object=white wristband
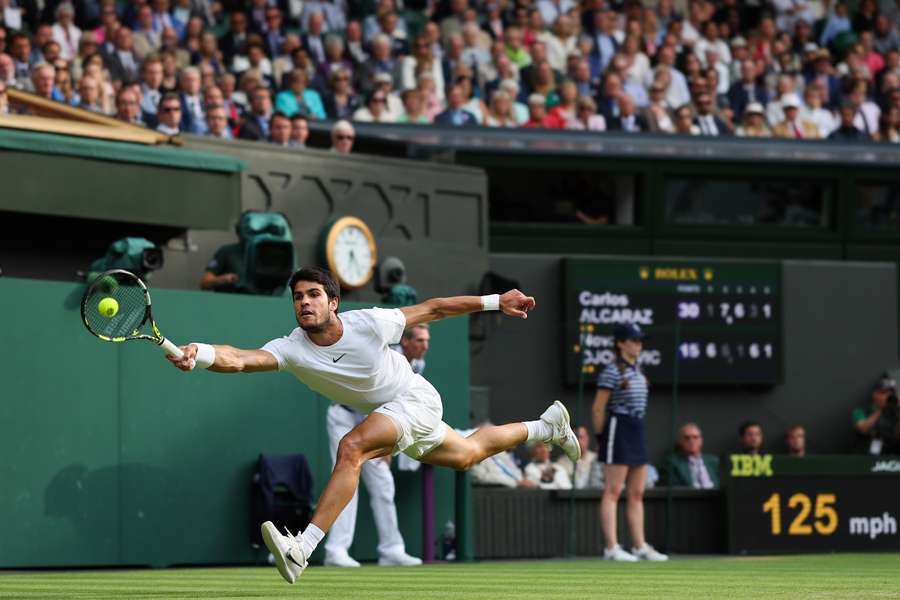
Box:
[192,343,216,369]
[481,294,500,311]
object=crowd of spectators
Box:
[1,0,900,144]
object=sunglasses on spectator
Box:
[372,97,386,103]
[335,134,354,140]
[161,105,181,113]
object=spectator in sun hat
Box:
[805,48,841,109]
[372,70,403,120]
[735,102,772,137]
[772,92,820,139]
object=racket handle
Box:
[160,338,184,359]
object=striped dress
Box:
[596,360,649,465]
[597,360,648,418]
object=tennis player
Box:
[167,267,580,585]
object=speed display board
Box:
[728,456,900,554]
[564,258,782,385]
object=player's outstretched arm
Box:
[401,289,536,327]
[166,344,278,373]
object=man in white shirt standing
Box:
[168,267,580,586]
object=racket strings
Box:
[82,273,150,340]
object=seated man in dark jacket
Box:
[434,83,478,126]
[661,422,719,489]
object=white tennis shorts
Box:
[374,374,448,459]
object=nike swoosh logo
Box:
[332,354,346,363]
[287,550,305,568]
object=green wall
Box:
[0,278,469,568]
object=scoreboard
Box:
[564,258,783,385]
[728,455,900,554]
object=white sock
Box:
[524,419,552,443]
[301,524,325,557]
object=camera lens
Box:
[141,248,164,272]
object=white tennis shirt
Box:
[261,307,415,414]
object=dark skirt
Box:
[597,413,648,465]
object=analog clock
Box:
[322,216,378,289]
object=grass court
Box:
[1,554,897,599]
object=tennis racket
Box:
[80,269,184,359]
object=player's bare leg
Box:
[262,412,400,584]
[420,424,528,469]
[421,400,581,470]
[312,413,401,531]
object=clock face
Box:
[325,217,377,289]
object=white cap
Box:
[781,93,801,109]
[745,102,765,114]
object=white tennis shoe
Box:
[632,543,669,561]
[261,521,308,584]
[324,550,361,568]
[540,400,581,463]
[378,552,423,566]
[603,544,638,562]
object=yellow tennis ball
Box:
[98,297,119,318]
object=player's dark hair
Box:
[739,421,761,436]
[289,267,340,302]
